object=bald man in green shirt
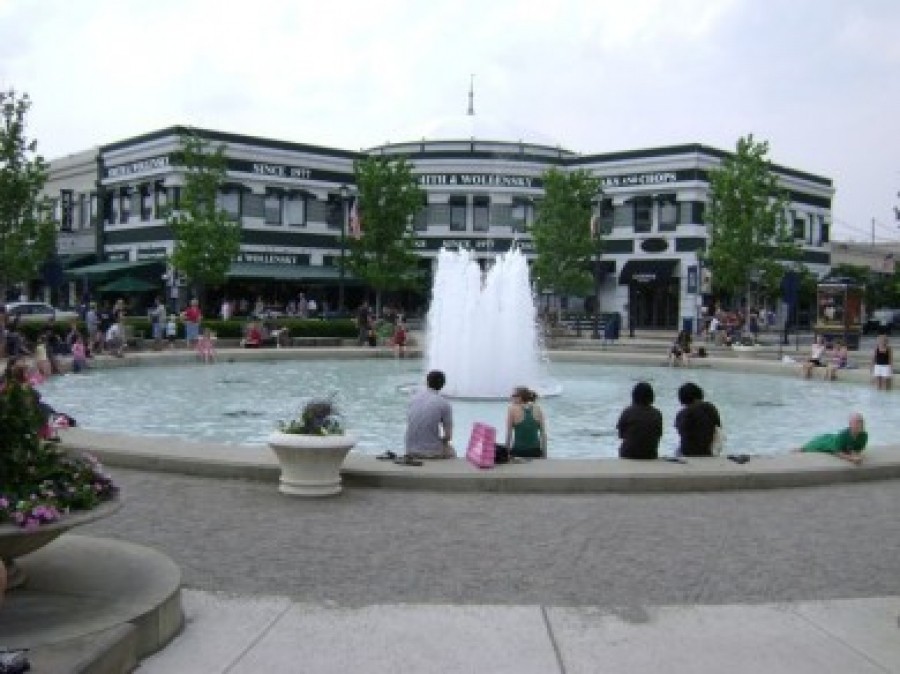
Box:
[801,413,868,465]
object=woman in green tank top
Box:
[504,386,548,458]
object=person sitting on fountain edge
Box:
[617,381,663,460]
[403,369,454,462]
[674,382,722,457]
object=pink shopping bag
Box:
[466,422,497,469]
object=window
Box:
[119,189,130,224]
[633,197,652,233]
[511,197,533,233]
[285,193,305,226]
[325,195,342,230]
[242,193,265,219]
[678,201,703,225]
[156,186,168,219]
[473,196,490,231]
[791,211,805,240]
[658,195,677,232]
[613,202,633,229]
[819,216,829,245]
[141,185,153,220]
[449,196,467,231]
[218,189,241,220]
[413,195,428,231]
[265,191,283,225]
[78,194,88,229]
[105,192,117,225]
[130,188,141,222]
[597,198,614,234]
[90,193,99,226]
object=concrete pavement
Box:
[137,591,900,674]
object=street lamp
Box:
[338,184,349,311]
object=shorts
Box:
[872,364,892,378]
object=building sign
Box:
[137,247,168,260]
[248,162,312,180]
[235,252,301,265]
[599,169,707,189]
[106,251,130,262]
[417,173,542,189]
[413,237,535,253]
[105,155,170,179]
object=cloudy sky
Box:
[1,0,897,242]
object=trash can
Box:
[681,317,694,334]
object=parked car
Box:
[3,301,78,324]
[863,308,900,334]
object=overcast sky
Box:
[1,0,897,242]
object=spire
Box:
[467,74,475,116]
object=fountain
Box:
[424,247,559,399]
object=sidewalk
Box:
[139,591,900,673]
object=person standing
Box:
[149,296,166,349]
[674,382,722,457]
[871,333,892,390]
[800,413,868,465]
[617,381,663,460]
[504,386,548,459]
[404,370,454,460]
[182,298,202,348]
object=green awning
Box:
[227,263,351,282]
[61,253,97,269]
[65,260,161,279]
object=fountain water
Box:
[424,247,559,398]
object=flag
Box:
[349,198,361,239]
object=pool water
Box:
[40,359,898,458]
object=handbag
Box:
[710,425,726,456]
[466,422,497,469]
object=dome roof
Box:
[400,113,563,149]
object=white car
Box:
[4,301,78,324]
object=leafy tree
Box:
[530,168,602,306]
[0,89,56,301]
[705,134,798,307]
[348,156,424,315]
[167,130,241,304]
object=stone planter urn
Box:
[267,432,357,497]
[0,497,122,589]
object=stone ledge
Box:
[60,428,900,494]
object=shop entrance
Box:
[629,279,679,330]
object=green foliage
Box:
[0,381,117,527]
[279,398,344,435]
[530,168,601,297]
[0,89,56,299]
[705,135,798,304]
[348,156,425,306]
[167,131,241,294]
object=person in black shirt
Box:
[617,381,663,460]
[674,382,722,457]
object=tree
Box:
[530,167,601,310]
[0,89,56,301]
[167,130,241,304]
[705,135,798,308]
[348,156,424,315]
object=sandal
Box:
[393,456,423,467]
[376,451,397,461]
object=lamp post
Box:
[338,184,349,311]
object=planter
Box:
[267,432,357,497]
[0,497,122,589]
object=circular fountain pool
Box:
[40,358,897,458]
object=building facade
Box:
[43,123,834,328]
